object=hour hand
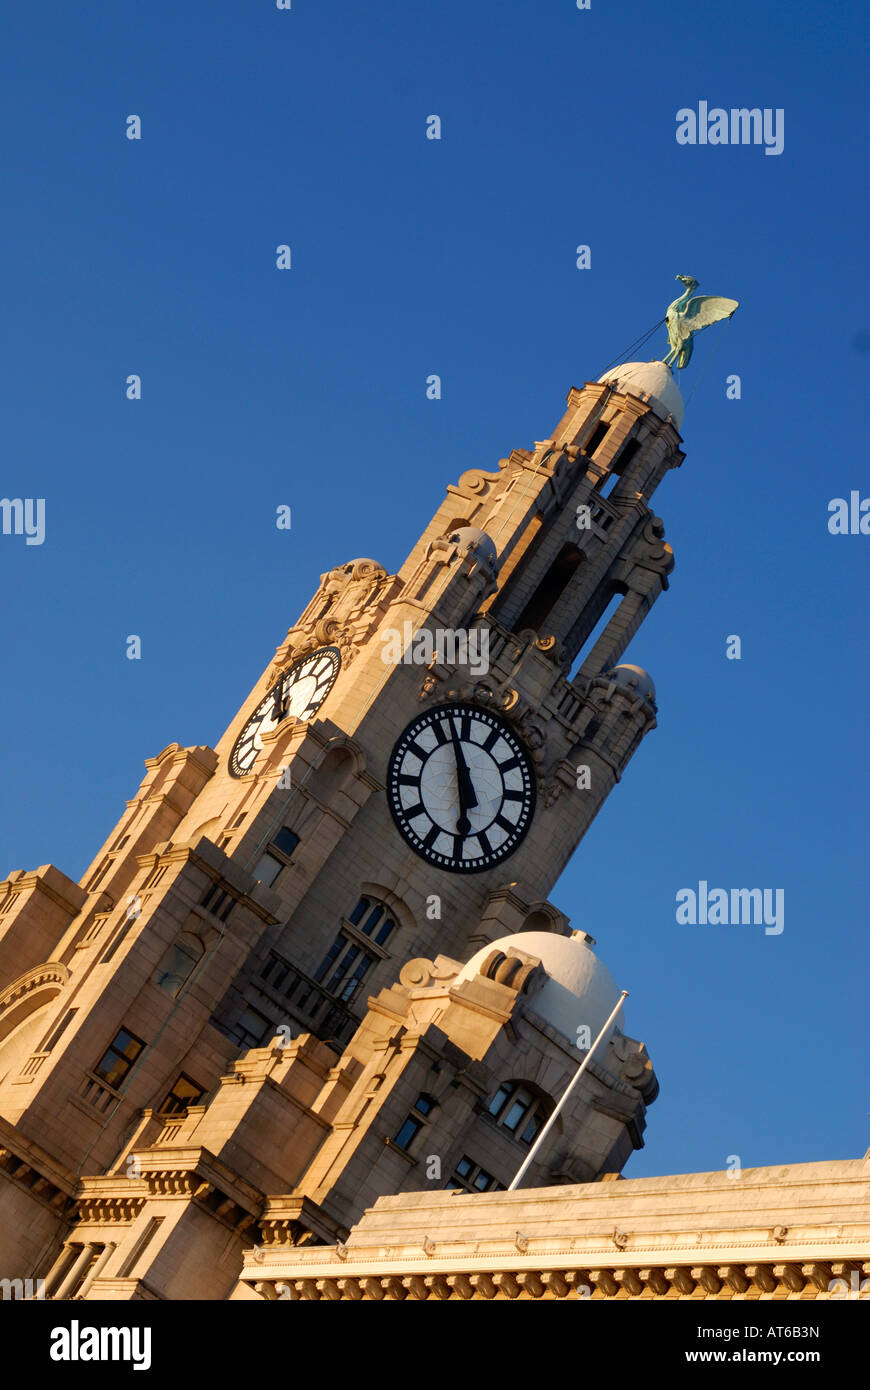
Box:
[271,681,287,721]
[450,722,477,834]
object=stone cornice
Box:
[244,1255,868,1301]
[238,1159,870,1299]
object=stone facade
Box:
[0,360,858,1302]
[238,1160,870,1301]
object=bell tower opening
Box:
[514,544,585,634]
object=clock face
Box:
[229,647,341,777]
[387,702,536,873]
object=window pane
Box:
[326,944,359,994]
[348,897,369,925]
[415,1093,434,1116]
[520,1112,542,1145]
[115,1030,143,1063]
[488,1084,511,1117]
[94,1029,144,1087]
[455,1156,472,1177]
[314,937,343,982]
[160,1075,203,1115]
[95,1051,127,1087]
[272,827,299,858]
[374,919,395,946]
[394,1117,420,1151]
[153,938,202,997]
[339,954,372,1003]
[236,1008,270,1045]
[361,905,383,936]
[503,1100,526,1131]
[473,1171,491,1191]
[254,853,283,887]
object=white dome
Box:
[448,526,498,572]
[597,360,684,430]
[456,930,623,1046]
[607,663,656,706]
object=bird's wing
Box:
[682,295,739,330]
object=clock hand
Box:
[271,678,286,722]
[449,720,478,834]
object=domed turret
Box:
[597,360,684,430]
[606,663,657,706]
[457,930,623,1046]
[447,526,499,573]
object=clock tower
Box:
[0,357,681,1301]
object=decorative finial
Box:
[660,274,739,370]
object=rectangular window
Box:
[254,828,299,886]
[271,827,299,858]
[230,1006,272,1049]
[503,1087,534,1132]
[157,1074,204,1117]
[92,1028,145,1090]
[261,953,291,992]
[393,1116,422,1151]
[200,884,234,921]
[253,852,284,887]
[447,1155,502,1193]
[488,1083,511,1117]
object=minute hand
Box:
[450,723,478,834]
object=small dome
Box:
[448,526,499,572]
[456,930,623,1046]
[607,664,656,705]
[597,360,684,430]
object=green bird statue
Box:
[662,275,739,370]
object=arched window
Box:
[310,895,397,1006]
[152,932,204,999]
[487,1081,551,1146]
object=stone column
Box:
[52,1243,98,1300]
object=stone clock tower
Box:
[0,358,683,1301]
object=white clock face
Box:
[229,647,341,777]
[387,702,536,873]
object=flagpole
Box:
[507,989,629,1191]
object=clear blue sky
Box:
[1,0,867,1179]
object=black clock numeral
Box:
[477,829,493,856]
[422,824,441,850]
[403,803,427,822]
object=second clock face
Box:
[387,702,536,873]
[229,646,341,777]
